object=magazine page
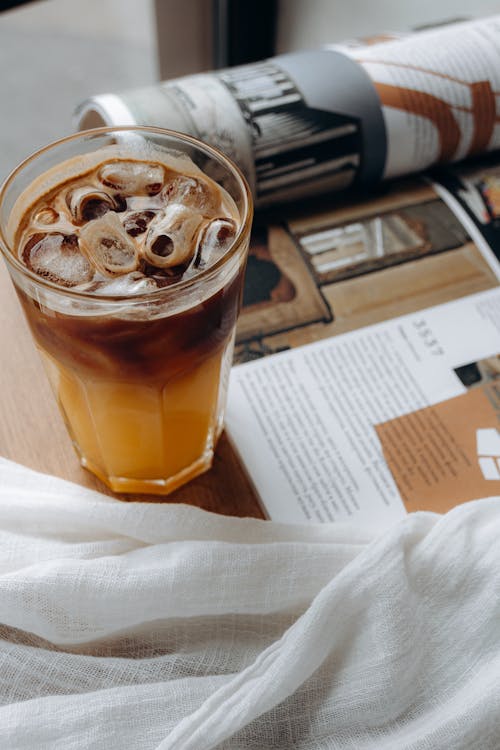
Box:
[226,288,500,526]
[222,153,500,525]
[340,16,500,179]
[232,173,497,365]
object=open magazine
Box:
[222,151,500,525]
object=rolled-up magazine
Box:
[75,15,500,207]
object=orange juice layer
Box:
[40,347,223,494]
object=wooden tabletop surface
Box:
[1,184,498,519]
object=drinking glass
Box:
[0,127,252,494]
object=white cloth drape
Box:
[0,456,499,749]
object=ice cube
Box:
[21,233,94,287]
[143,204,205,269]
[33,206,59,226]
[162,175,220,215]
[67,186,123,224]
[195,218,237,266]
[99,161,165,196]
[80,212,139,276]
[122,210,157,237]
[90,271,160,296]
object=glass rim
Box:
[0,125,253,303]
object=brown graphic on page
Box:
[376,382,500,514]
[358,59,500,161]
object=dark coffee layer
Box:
[17,267,244,383]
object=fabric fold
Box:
[0,457,499,750]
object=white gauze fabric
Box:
[0,456,500,749]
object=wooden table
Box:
[1,181,498,519]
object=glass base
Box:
[81,450,214,496]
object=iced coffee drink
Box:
[0,128,252,494]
